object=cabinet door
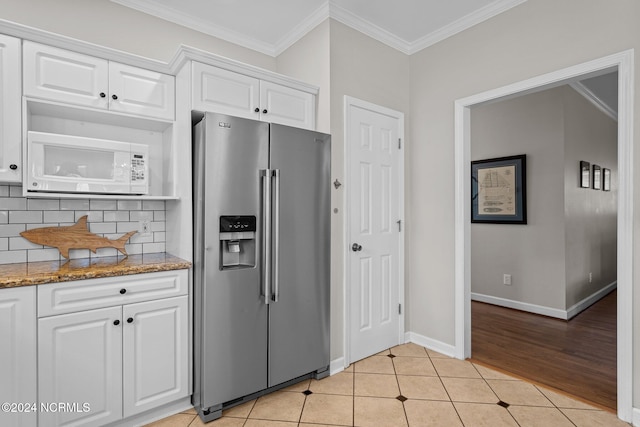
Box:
[39,306,122,427]
[260,81,315,130]
[0,287,37,427]
[192,62,260,119]
[123,296,188,417]
[0,35,21,183]
[109,62,175,120]
[23,41,109,109]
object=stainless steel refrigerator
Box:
[192,112,331,422]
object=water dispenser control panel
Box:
[220,216,256,232]
[219,216,256,269]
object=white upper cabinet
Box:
[23,41,175,121]
[0,34,22,183]
[109,62,175,120]
[192,61,316,130]
[192,62,260,120]
[260,80,315,130]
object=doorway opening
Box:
[454,50,633,422]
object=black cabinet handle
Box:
[9,164,17,170]
[127,317,134,324]
[99,92,106,98]
[112,94,118,100]
[120,288,126,294]
[262,109,268,114]
[113,320,120,326]
[254,107,260,113]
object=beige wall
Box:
[471,87,567,310]
[0,0,276,68]
[470,85,617,313]
[409,0,639,405]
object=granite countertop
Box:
[0,253,192,288]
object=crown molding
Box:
[111,0,278,56]
[273,2,331,56]
[111,0,527,57]
[570,81,618,121]
[408,0,527,54]
[328,1,412,54]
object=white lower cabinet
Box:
[37,271,189,427]
[0,286,37,427]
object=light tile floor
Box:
[145,343,630,427]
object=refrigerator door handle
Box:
[261,169,271,305]
[271,169,280,302]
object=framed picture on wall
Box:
[471,154,527,224]
[592,164,602,190]
[603,168,611,191]
[580,161,590,188]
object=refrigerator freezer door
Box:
[268,124,331,387]
[194,113,270,408]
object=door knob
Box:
[352,243,362,252]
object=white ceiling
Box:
[111,0,527,56]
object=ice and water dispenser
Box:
[219,216,256,269]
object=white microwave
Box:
[27,131,149,195]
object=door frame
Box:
[343,96,405,367]
[453,50,634,422]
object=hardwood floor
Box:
[471,290,617,410]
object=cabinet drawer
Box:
[38,270,188,317]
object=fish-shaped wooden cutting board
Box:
[20,215,137,258]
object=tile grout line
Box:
[430,351,466,427]
[390,347,410,427]
[471,362,523,427]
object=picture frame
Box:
[603,168,611,191]
[592,164,601,190]
[471,154,527,224]
[580,161,590,188]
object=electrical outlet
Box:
[138,220,151,235]
[589,272,593,283]
[503,274,512,286]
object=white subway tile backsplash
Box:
[44,211,75,223]
[0,224,26,238]
[104,211,130,222]
[0,250,26,264]
[118,200,141,211]
[27,198,60,211]
[60,199,90,210]
[9,211,43,224]
[0,197,27,210]
[9,186,22,197]
[27,248,61,262]
[90,200,118,210]
[89,222,117,234]
[117,222,139,233]
[9,237,42,250]
[130,210,154,221]
[142,200,165,211]
[142,242,165,253]
[0,186,167,265]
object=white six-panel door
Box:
[347,97,404,363]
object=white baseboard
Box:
[471,293,567,319]
[471,282,617,320]
[633,407,640,426]
[566,281,617,319]
[330,357,346,375]
[405,331,457,359]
